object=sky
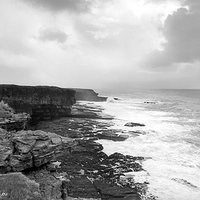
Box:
[0,0,200,91]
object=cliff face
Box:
[0,85,76,122]
[74,88,107,101]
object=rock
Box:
[71,139,103,154]
[11,130,61,170]
[33,117,126,142]
[107,153,143,172]
[171,178,198,189]
[93,180,140,199]
[144,101,156,104]
[0,129,75,172]
[97,131,129,141]
[124,122,145,127]
[127,131,147,136]
[0,172,42,200]
[64,177,100,198]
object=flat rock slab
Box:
[64,177,100,198]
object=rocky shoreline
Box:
[0,85,150,200]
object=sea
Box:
[92,89,200,200]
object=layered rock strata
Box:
[0,128,74,173]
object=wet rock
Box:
[107,153,143,172]
[64,177,100,198]
[72,140,103,154]
[0,172,42,200]
[96,131,128,141]
[57,144,142,199]
[93,180,140,200]
[172,178,198,189]
[124,122,145,127]
[127,131,147,136]
[57,140,143,183]
[33,117,126,142]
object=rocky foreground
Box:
[0,85,150,200]
[0,103,150,200]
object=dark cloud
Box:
[38,28,68,43]
[22,0,92,13]
[144,0,200,67]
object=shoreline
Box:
[0,89,150,200]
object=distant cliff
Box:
[0,85,76,122]
[74,88,107,101]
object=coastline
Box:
[2,86,199,199]
[0,85,148,200]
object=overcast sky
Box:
[0,0,200,90]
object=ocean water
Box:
[94,89,200,200]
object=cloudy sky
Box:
[0,0,199,90]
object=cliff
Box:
[0,85,76,122]
[73,88,107,102]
